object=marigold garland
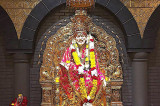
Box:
[79,77,88,99]
[90,51,96,68]
[85,57,89,62]
[71,34,98,103]
[72,51,81,65]
[89,79,97,100]
[66,60,70,64]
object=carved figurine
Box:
[10,94,28,106]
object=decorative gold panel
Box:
[0,0,40,39]
[120,0,160,37]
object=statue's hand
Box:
[78,65,84,74]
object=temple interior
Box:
[0,0,160,106]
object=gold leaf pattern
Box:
[120,0,160,37]
[0,0,40,39]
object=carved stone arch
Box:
[27,6,130,103]
[143,5,160,50]
[0,6,18,51]
[29,5,133,102]
[20,0,141,52]
[28,1,137,105]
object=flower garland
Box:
[71,34,98,103]
[79,77,88,99]
[89,79,98,100]
[72,49,81,66]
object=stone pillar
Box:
[132,52,148,106]
[14,53,30,99]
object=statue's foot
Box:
[83,102,92,106]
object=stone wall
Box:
[148,29,160,106]
[0,35,14,105]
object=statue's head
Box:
[18,94,23,102]
[71,10,92,46]
[18,94,23,98]
[73,16,88,46]
[75,30,87,45]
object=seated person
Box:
[10,94,27,106]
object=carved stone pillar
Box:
[132,52,148,106]
[14,53,30,99]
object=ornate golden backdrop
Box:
[39,10,123,105]
[0,0,159,38]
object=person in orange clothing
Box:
[10,94,28,106]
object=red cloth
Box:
[10,97,28,106]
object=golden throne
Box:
[40,1,123,106]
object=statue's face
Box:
[75,31,87,46]
[18,95,23,102]
[18,95,23,100]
